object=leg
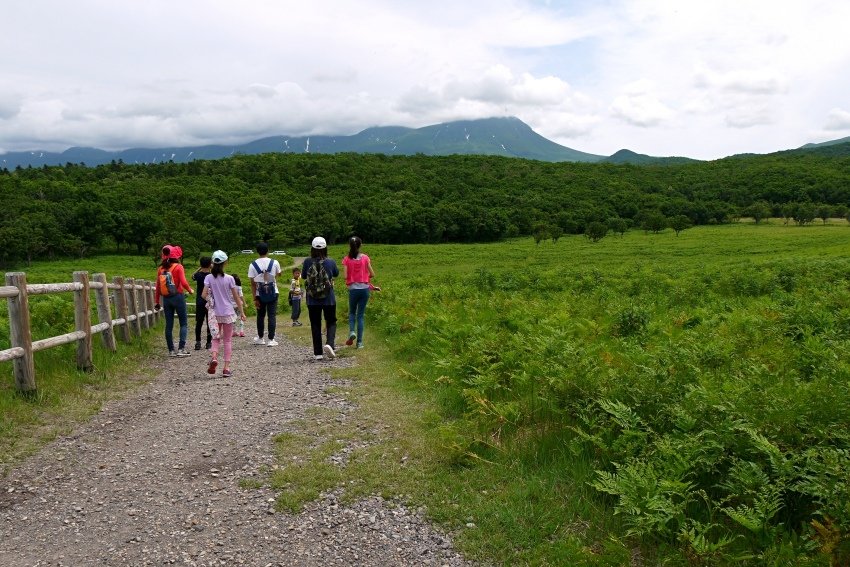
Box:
[176,296,189,350]
[347,290,357,336]
[220,323,234,371]
[355,289,370,343]
[308,305,324,356]
[194,302,206,342]
[266,298,278,340]
[291,298,301,322]
[324,304,337,349]
[208,316,220,374]
[256,301,266,338]
[163,298,176,352]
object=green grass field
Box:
[3,224,849,565]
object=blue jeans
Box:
[163,293,188,351]
[256,297,278,339]
[347,288,370,342]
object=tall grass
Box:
[363,224,850,565]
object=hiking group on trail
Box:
[154,236,380,376]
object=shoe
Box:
[314,355,324,361]
[253,336,266,345]
[205,341,212,350]
[294,321,302,327]
[356,343,364,349]
[222,369,233,378]
[169,350,177,357]
[292,322,297,327]
[176,348,191,357]
[238,331,245,337]
[207,359,218,374]
[194,341,201,351]
[323,344,336,359]
[267,339,278,347]
[345,333,356,346]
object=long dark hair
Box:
[211,262,226,278]
[348,236,362,259]
[310,246,328,259]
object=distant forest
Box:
[2,148,850,265]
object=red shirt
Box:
[342,254,371,286]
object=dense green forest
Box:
[2,147,850,265]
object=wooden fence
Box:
[1,271,160,394]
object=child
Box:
[231,274,246,337]
[192,256,213,350]
[202,250,247,378]
[289,267,303,326]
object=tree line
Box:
[1,148,849,265]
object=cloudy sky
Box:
[3,0,849,160]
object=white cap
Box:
[212,250,228,264]
[311,236,327,249]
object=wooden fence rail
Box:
[1,271,161,394]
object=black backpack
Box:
[251,260,277,303]
[305,258,331,299]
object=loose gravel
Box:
[0,326,473,566]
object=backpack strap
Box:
[251,260,262,276]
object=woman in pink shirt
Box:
[342,236,377,348]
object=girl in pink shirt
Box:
[342,236,377,348]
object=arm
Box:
[174,264,193,295]
[154,268,161,306]
[231,286,246,320]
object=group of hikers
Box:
[153,236,378,377]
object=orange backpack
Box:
[157,265,178,297]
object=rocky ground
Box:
[0,326,473,566]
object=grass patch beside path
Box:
[269,331,630,565]
[0,332,161,476]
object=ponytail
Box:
[348,236,362,259]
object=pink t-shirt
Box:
[343,254,371,286]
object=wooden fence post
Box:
[112,276,132,343]
[142,280,154,329]
[73,271,93,372]
[141,280,151,331]
[126,277,140,337]
[113,275,131,343]
[93,273,117,352]
[5,272,36,393]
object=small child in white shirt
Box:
[231,275,246,337]
[289,267,303,326]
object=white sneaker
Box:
[253,336,266,345]
[314,354,323,360]
[267,339,278,347]
[323,344,336,359]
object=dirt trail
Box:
[0,327,470,566]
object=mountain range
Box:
[1,116,848,169]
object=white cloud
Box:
[1,0,849,158]
[825,108,850,131]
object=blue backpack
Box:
[251,260,277,303]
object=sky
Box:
[2,0,850,160]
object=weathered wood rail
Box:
[1,271,160,394]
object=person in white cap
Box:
[301,236,339,360]
[202,250,247,378]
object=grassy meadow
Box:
[3,223,850,564]
[333,221,850,565]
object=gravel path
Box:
[0,326,472,566]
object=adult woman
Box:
[154,244,193,356]
[342,236,376,349]
[301,236,339,360]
